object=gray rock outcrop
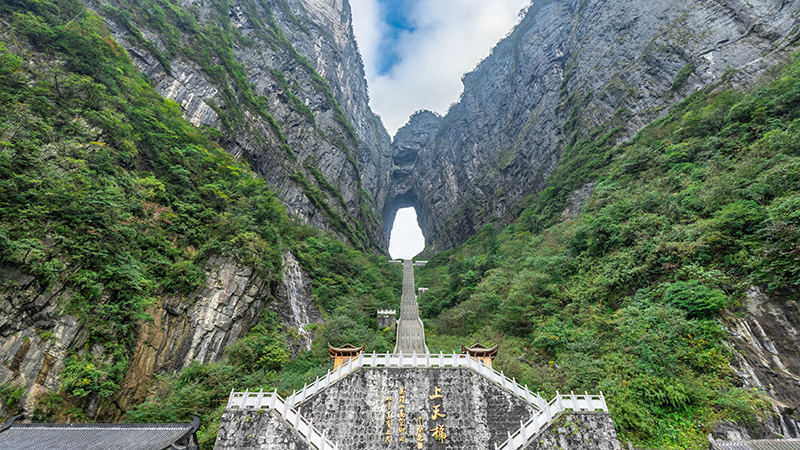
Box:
[721,287,800,438]
[91,0,392,251]
[0,254,323,422]
[383,0,800,254]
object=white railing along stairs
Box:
[494,391,608,450]
[227,389,340,450]
[225,353,608,450]
[266,352,546,410]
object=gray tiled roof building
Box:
[0,415,199,450]
[710,436,800,450]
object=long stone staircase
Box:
[393,259,429,354]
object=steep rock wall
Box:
[0,255,322,422]
[384,0,800,254]
[722,288,800,438]
[90,0,392,251]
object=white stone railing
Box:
[494,391,608,450]
[227,352,545,410]
[227,389,340,450]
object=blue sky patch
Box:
[376,0,418,74]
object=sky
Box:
[350,0,530,136]
[350,0,529,258]
[388,207,425,259]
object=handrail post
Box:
[242,389,249,409]
[270,389,277,410]
[585,391,591,410]
[571,391,578,410]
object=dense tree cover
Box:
[0,2,399,446]
[418,62,800,448]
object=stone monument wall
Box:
[521,412,621,450]
[215,409,314,450]
[296,367,538,450]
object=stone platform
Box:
[214,362,620,450]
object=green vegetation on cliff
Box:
[418,60,800,448]
[0,2,399,445]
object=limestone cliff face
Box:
[91,0,392,251]
[721,288,800,439]
[384,0,800,254]
[0,255,322,421]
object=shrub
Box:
[664,281,730,319]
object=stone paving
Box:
[394,260,428,354]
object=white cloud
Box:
[349,0,384,76]
[351,0,529,136]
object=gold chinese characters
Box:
[398,387,406,442]
[385,393,392,443]
[428,386,447,444]
[416,416,425,449]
